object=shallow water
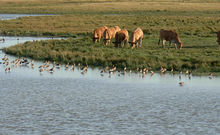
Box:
[0,15,220,135]
[0,14,53,20]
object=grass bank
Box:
[3,36,220,74]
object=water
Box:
[0,15,220,135]
[0,14,53,20]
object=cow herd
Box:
[93,26,182,49]
[93,26,145,49]
[93,26,220,49]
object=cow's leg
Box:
[108,40,111,45]
[138,38,142,48]
[135,42,138,48]
[158,39,161,46]
[122,41,125,48]
[131,44,135,49]
[125,39,128,47]
[174,43,177,49]
[104,39,109,45]
[162,40,166,48]
[93,38,96,43]
[115,43,118,48]
[105,40,109,45]
[121,41,124,48]
[168,41,171,49]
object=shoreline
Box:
[3,36,220,75]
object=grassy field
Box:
[1,0,220,73]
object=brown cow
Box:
[217,31,220,45]
[129,27,144,49]
[113,29,129,48]
[103,26,121,45]
[93,26,108,43]
[158,29,182,49]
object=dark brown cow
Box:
[103,26,121,45]
[113,29,129,47]
[93,26,108,43]
[158,29,182,49]
[129,27,144,49]
[217,31,220,45]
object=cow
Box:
[217,31,220,45]
[129,27,144,49]
[93,26,108,43]
[158,29,182,49]
[113,29,129,48]
[103,26,121,45]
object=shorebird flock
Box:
[1,54,215,86]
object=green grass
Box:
[3,36,220,73]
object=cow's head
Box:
[129,41,136,49]
[112,41,120,47]
[104,39,111,45]
[179,42,183,49]
[175,36,182,49]
[93,37,100,43]
[176,41,182,49]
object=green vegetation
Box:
[3,36,220,73]
[1,0,220,73]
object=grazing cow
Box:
[217,31,220,45]
[129,27,144,49]
[158,29,182,49]
[103,26,121,45]
[93,26,108,43]
[113,29,129,47]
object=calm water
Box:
[0,15,220,135]
[0,14,53,20]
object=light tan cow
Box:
[158,29,182,49]
[217,31,220,45]
[113,29,129,47]
[103,26,121,45]
[93,26,108,43]
[129,27,144,49]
